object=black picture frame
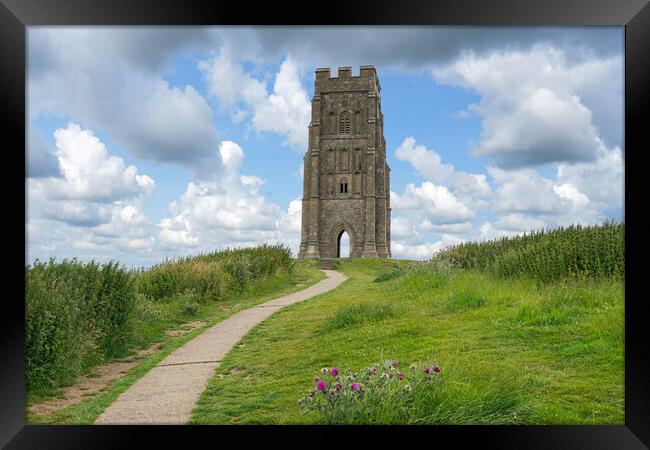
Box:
[2,0,648,447]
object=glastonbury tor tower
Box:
[298,65,391,259]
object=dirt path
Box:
[94,269,346,424]
[27,343,162,417]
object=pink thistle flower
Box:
[330,368,339,376]
[335,384,342,392]
[351,383,360,391]
[424,367,433,374]
[399,373,405,380]
[371,367,377,373]
[317,380,327,391]
[434,366,441,373]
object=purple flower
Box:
[330,368,339,376]
[351,383,360,391]
[335,384,342,392]
[399,373,405,380]
[317,380,327,391]
[424,367,433,374]
[371,367,377,373]
[434,366,441,373]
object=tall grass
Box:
[25,259,136,395]
[25,244,293,397]
[431,220,624,282]
[135,244,293,301]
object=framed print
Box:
[2,0,648,447]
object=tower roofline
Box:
[314,65,378,81]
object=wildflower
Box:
[335,384,342,392]
[434,366,441,373]
[330,368,339,377]
[399,373,405,381]
[321,367,328,374]
[424,367,433,375]
[351,383,360,392]
[317,380,327,391]
[371,367,377,373]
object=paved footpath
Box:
[95,269,346,424]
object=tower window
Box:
[339,111,351,133]
[340,181,348,194]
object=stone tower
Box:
[298,65,391,259]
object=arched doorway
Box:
[337,230,350,258]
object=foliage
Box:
[182,302,200,316]
[135,244,293,301]
[431,220,624,282]
[25,244,294,398]
[373,265,404,283]
[319,303,396,333]
[299,361,445,424]
[25,258,136,395]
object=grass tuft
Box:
[319,303,396,333]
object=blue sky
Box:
[26,27,624,267]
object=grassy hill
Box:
[190,223,624,424]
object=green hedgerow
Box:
[25,244,294,398]
[430,220,623,283]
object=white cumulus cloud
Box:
[43,123,154,202]
[433,45,622,168]
[200,53,311,149]
[158,141,301,255]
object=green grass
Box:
[190,258,623,424]
[26,259,325,424]
[318,302,397,333]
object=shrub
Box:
[182,302,200,316]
